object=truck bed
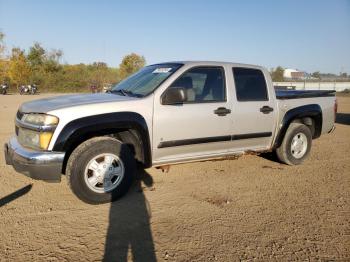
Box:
[276,90,336,100]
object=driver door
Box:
[152,66,233,164]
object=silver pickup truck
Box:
[4,61,337,204]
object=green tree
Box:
[43,49,63,73]
[27,42,46,85]
[311,71,320,79]
[8,48,31,87]
[0,59,9,83]
[89,62,109,89]
[27,42,46,68]
[271,66,284,81]
[0,31,5,58]
[119,53,146,80]
[0,31,9,83]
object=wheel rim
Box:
[291,132,308,159]
[84,153,125,193]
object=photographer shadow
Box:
[0,184,32,207]
[103,167,157,262]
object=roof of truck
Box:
[152,61,266,70]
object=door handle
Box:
[260,106,274,114]
[214,107,231,116]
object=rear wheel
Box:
[66,137,135,204]
[276,122,312,165]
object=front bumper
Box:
[4,137,65,182]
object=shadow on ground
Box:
[336,113,350,125]
[259,151,280,163]
[0,184,32,207]
[103,168,157,262]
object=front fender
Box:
[52,112,152,167]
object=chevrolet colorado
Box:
[4,61,337,204]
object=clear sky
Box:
[0,0,349,73]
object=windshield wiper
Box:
[110,89,143,98]
[122,90,143,97]
[110,89,127,96]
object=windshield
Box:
[111,63,183,97]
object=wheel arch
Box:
[273,104,322,149]
[53,112,152,173]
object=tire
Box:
[66,137,135,204]
[276,122,312,165]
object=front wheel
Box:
[276,122,312,165]
[66,137,135,204]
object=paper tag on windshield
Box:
[153,68,172,73]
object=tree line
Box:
[0,32,145,92]
[2,30,348,90]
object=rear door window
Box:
[232,68,268,101]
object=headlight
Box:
[17,113,59,150]
[22,113,59,126]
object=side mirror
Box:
[161,87,187,105]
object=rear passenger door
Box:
[229,67,277,151]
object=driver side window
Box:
[169,67,226,102]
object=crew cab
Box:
[4,61,337,204]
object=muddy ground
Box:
[0,94,349,261]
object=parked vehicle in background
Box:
[102,83,112,93]
[4,61,337,204]
[19,84,38,95]
[90,85,98,93]
[1,83,9,95]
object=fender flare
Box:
[273,104,322,149]
[53,112,152,167]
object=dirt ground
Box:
[0,94,349,261]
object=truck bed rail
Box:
[276,90,336,100]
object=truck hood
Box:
[19,93,135,113]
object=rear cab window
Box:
[232,67,268,101]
